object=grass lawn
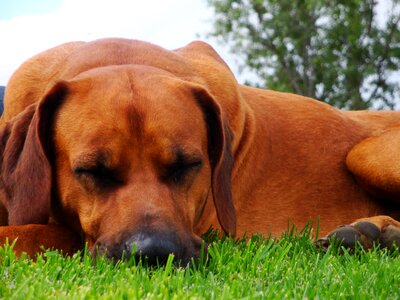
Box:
[1,226,399,299]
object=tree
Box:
[206,0,400,109]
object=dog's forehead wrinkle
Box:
[112,81,207,150]
[126,102,145,137]
[118,71,153,138]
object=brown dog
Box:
[1,38,400,263]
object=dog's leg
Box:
[316,126,400,250]
[0,224,82,258]
[346,125,400,200]
[315,215,400,250]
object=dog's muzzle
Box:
[91,229,204,266]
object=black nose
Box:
[124,231,182,265]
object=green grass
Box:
[1,227,400,299]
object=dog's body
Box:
[1,38,400,261]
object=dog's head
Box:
[0,64,236,264]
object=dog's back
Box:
[1,42,84,123]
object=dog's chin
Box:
[88,231,206,267]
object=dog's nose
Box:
[124,231,182,265]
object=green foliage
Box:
[1,229,400,299]
[206,0,400,109]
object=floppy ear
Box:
[192,87,236,236]
[0,82,67,225]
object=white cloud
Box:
[0,0,395,90]
[0,0,231,85]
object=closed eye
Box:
[168,159,203,184]
[74,165,107,179]
[74,164,120,188]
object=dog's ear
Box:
[192,87,236,236]
[0,82,68,225]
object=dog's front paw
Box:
[314,219,400,251]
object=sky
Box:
[0,0,394,90]
[0,0,237,86]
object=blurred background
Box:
[0,0,399,110]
